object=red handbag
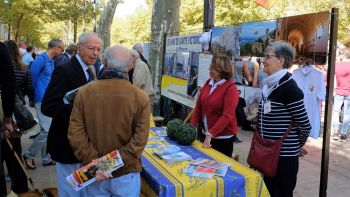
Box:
[247,124,292,177]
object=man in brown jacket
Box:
[68,45,150,196]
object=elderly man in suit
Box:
[41,32,102,196]
[68,45,150,196]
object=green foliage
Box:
[166,118,183,140]
[176,123,197,145]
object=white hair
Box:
[78,32,101,44]
[103,45,132,72]
[132,43,143,53]
[131,49,140,59]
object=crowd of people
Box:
[0,32,153,196]
[0,33,349,197]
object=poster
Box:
[211,26,241,58]
[240,20,276,57]
[198,53,212,87]
[276,11,329,65]
[187,52,200,97]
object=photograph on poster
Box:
[187,52,200,97]
[275,11,329,65]
[163,53,175,76]
[240,20,276,57]
[173,53,189,79]
[211,25,242,58]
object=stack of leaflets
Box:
[145,136,165,149]
[153,145,192,163]
[184,158,231,178]
[63,86,83,104]
[150,127,167,136]
[66,149,124,191]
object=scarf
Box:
[100,67,129,81]
[261,69,287,99]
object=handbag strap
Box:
[256,123,293,140]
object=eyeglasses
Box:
[264,54,276,59]
[80,43,102,53]
[57,45,64,53]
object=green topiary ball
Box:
[166,118,183,140]
[176,123,197,145]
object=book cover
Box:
[160,151,192,164]
[153,145,181,157]
[190,158,231,169]
[66,149,124,191]
[150,127,167,137]
[183,164,216,178]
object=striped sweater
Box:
[257,73,311,157]
[14,67,33,101]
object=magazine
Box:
[150,127,167,137]
[183,164,216,178]
[63,86,82,104]
[190,158,231,169]
[153,145,181,157]
[66,149,124,191]
[160,151,192,163]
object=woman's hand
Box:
[202,135,212,149]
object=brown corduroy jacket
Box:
[68,78,150,177]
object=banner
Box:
[166,34,202,53]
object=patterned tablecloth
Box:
[141,118,270,197]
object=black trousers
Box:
[1,138,28,194]
[209,136,234,157]
[264,156,299,197]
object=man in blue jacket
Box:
[23,38,64,169]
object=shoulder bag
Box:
[247,124,292,177]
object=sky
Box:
[115,0,147,19]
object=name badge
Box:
[264,101,271,114]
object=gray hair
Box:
[78,32,100,44]
[132,43,143,52]
[103,45,132,72]
[48,38,63,49]
[131,49,140,59]
[65,44,77,55]
[265,41,295,69]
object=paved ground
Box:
[5,124,350,196]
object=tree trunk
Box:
[149,0,180,115]
[73,18,78,43]
[97,0,121,50]
[14,14,24,43]
[7,24,11,40]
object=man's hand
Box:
[95,170,112,182]
[202,135,212,149]
[29,100,35,108]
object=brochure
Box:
[66,149,124,191]
[183,164,216,178]
[160,151,192,163]
[63,86,82,104]
[153,145,181,157]
[150,127,167,136]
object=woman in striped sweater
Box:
[258,41,311,197]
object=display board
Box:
[161,11,330,108]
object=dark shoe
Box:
[29,133,39,139]
[43,160,56,166]
[23,155,36,169]
[340,134,347,141]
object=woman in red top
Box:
[191,55,239,157]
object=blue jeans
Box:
[332,95,350,135]
[56,162,87,197]
[24,103,52,164]
[86,172,140,197]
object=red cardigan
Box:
[191,79,239,137]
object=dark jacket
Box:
[0,42,15,117]
[41,56,89,163]
[54,53,70,67]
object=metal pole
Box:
[203,0,215,31]
[319,7,338,197]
